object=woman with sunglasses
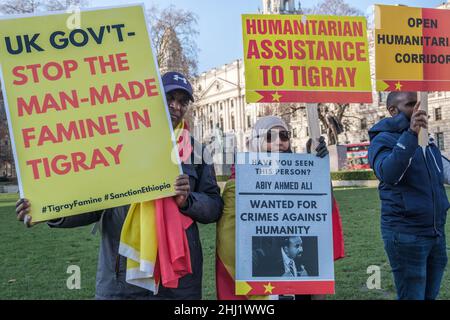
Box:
[216,115,345,300]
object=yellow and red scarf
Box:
[119,120,193,293]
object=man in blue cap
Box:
[161,71,195,129]
[16,71,223,300]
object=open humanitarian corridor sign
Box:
[376,5,450,91]
[242,14,372,104]
[0,5,182,222]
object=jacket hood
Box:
[369,112,410,141]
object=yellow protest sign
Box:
[375,4,450,91]
[242,14,372,104]
[0,5,182,222]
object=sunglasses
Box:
[263,130,291,143]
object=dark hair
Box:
[386,91,416,109]
[281,236,301,248]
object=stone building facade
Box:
[428,91,450,157]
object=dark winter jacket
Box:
[48,139,223,299]
[368,112,450,236]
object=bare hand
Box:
[410,101,427,135]
[174,174,190,208]
[15,198,35,228]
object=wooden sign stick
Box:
[418,92,429,147]
[306,103,321,153]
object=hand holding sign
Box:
[174,174,190,208]
[410,101,428,135]
[15,198,42,228]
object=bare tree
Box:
[0,0,42,13]
[44,0,88,11]
[307,0,363,16]
[260,102,298,127]
[147,4,199,78]
[0,0,87,13]
[147,4,199,129]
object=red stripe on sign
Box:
[422,8,450,83]
[255,91,372,103]
[247,281,335,295]
[384,80,450,91]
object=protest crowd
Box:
[2,0,450,302]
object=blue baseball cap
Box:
[161,71,194,102]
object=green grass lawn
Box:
[1,188,450,300]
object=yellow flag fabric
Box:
[119,202,159,293]
[118,120,189,293]
[216,179,269,300]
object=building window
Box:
[247,115,251,129]
[231,113,235,130]
[220,103,223,111]
[220,117,224,131]
[379,92,388,104]
[305,126,309,137]
[435,107,442,121]
[231,100,234,108]
[436,132,445,151]
[209,105,212,113]
[361,118,367,130]
[292,128,297,138]
[209,119,213,130]
[258,109,263,117]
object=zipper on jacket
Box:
[429,147,444,236]
[424,147,439,235]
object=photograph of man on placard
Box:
[252,236,319,278]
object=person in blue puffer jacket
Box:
[368,91,450,300]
